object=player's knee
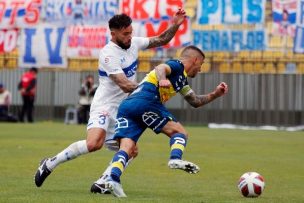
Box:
[166,128,188,138]
[130,145,139,158]
[86,138,104,152]
[86,129,106,152]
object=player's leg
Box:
[91,141,138,194]
[104,138,136,197]
[161,121,200,174]
[91,112,142,195]
[34,128,106,187]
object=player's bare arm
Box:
[184,82,228,108]
[109,73,138,93]
[155,64,171,85]
[146,8,186,49]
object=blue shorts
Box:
[114,83,176,143]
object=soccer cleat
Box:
[90,175,111,194]
[34,158,52,187]
[105,178,127,198]
[168,159,200,174]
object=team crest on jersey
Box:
[104,57,110,64]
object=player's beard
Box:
[117,39,131,50]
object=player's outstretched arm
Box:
[146,8,186,49]
[109,73,138,93]
[184,82,228,108]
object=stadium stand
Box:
[0,0,303,74]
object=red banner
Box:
[0,29,18,53]
[120,0,183,20]
[67,25,108,58]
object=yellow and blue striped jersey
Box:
[142,59,191,103]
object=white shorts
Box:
[87,108,119,151]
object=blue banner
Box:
[294,0,304,53]
[193,30,266,51]
[196,0,265,25]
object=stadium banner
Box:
[0,29,18,53]
[67,25,108,58]
[0,0,41,29]
[41,0,119,25]
[120,0,183,20]
[19,25,67,68]
[272,0,297,37]
[196,0,266,25]
[192,29,266,51]
[134,18,191,48]
[294,0,304,53]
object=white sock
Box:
[46,140,89,171]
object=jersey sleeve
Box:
[132,37,149,50]
[99,53,123,76]
[165,60,184,75]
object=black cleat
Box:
[35,158,52,187]
[91,182,111,194]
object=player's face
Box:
[187,57,204,78]
[113,25,133,50]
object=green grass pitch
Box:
[0,122,303,203]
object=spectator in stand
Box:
[78,75,97,124]
[18,67,38,123]
[0,83,18,122]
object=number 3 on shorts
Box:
[98,115,107,125]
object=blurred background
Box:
[0,0,303,127]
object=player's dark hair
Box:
[109,14,132,30]
[181,45,205,59]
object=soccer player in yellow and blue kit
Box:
[105,45,229,197]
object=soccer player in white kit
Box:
[35,8,187,194]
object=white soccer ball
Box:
[238,172,265,197]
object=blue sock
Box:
[169,133,187,160]
[110,150,129,183]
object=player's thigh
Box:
[161,121,188,138]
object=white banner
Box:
[19,24,67,68]
[196,0,266,25]
[67,25,108,58]
[41,0,119,25]
[0,0,41,29]
[272,0,297,37]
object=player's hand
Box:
[214,82,228,97]
[159,79,171,88]
[172,7,186,26]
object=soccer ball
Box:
[238,172,265,197]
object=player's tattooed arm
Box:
[146,24,180,49]
[146,8,186,49]
[110,73,138,93]
[184,92,217,108]
[184,82,228,108]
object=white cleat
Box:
[105,179,127,198]
[168,159,200,174]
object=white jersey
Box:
[88,37,149,150]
